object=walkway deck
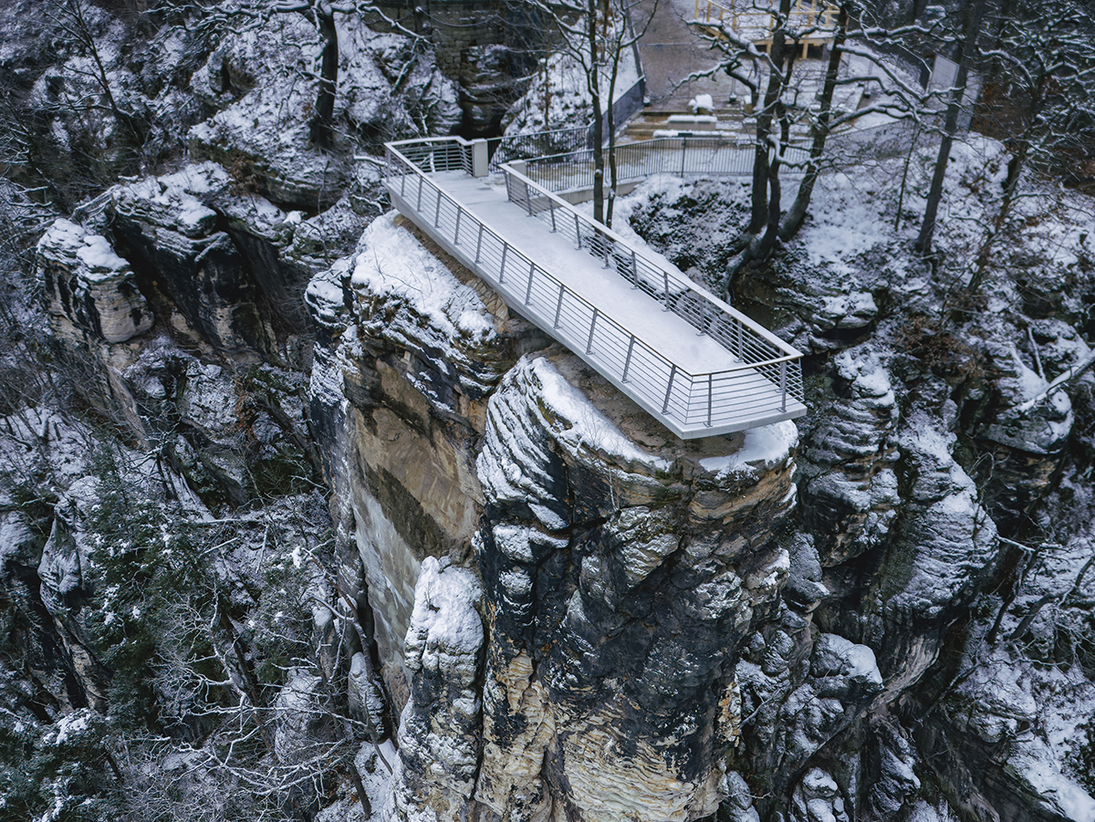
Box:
[383,137,806,439]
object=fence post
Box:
[416,174,423,211]
[550,201,557,232]
[586,308,599,354]
[681,136,687,176]
[663,272,670,310]
[574,213,582,249]
[400,159,407,196]
[662,365,677,414]
[602,232,611,268]
[471,139,489,177]
[622,335,636,382]
[524,180,533,216]
[736,320,744,360]
[697,300,707,335]
[454,206,462,245]
[553,284,565,328]
[707,374,713,427]
[500,243,508,284]
[525,261,535,305]
[434,191,441,228]
[475,223,484,264]
[631,251,639,288]
[779,361,787,412]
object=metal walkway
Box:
[382,136,806,439]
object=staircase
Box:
[622,96,753,143]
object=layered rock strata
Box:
[307,211,803,822]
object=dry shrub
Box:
[899,315,985,381]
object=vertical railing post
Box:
[416,174,423,211]
[663,272,670,310]
[631,251,638,288]
[622,335,636,382]
[475,223,484,264]
[681,135,687,176]
[524,180,533,216]
[697,300,707,335]
[602,232,611,268]
[707,374,713,427]
[780,361,788,411]
[553,284,565,328]
[400,159,407,196]
[574,213,582,249]
[454,206,462,245]
[736,319,744,360]
[662,365,678,414]
[499,242,508,284]
[550,201,557,232]
[586,308,599,354]
[525,261,535,305]
[434,190,442,228]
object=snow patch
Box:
[699,420,798,476]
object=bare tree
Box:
[518,0,657,226]
[914,0,987,256]
[965,0,1095,290]
[690,0,942,297]
[224,0,425,149]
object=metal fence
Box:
[517,136,814,193]
[487,127,591,173]
[383,137,805,437]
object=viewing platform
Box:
[382,136,806,439]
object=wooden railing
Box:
[382,136,805,438]
[693,0,838,56]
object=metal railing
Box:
[383,137,805,437]
[516,136,813,194]
[487,127,591,173]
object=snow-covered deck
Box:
[382,137,806,439]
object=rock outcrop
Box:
[38,219,154,345]
[308,208,805,822]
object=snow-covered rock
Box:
[388,558,484,822]
[37,219,153,344]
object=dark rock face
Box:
[106,164,276,358]
[38,219,153,345]
[472,358,799,822]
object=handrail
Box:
[516,137,814,194]
[381,136,805,436]
[497,159,800,360]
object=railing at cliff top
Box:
[487,127,591,173]
[383,137,804,436]
[516,136,814,194]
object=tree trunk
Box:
[588,0,606,225]
[746,0,794,234]
[914,0,985,256]
[779,3,848,241]
[310,6,339,150]
[719,1,795,299]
